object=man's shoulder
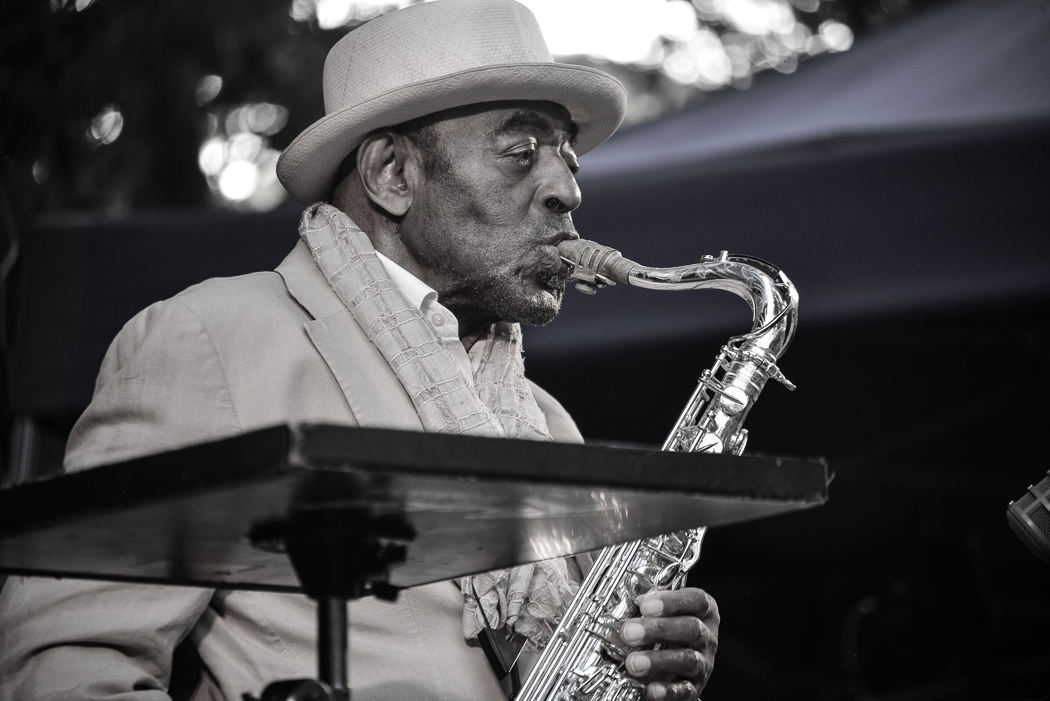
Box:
[529,381,584,444]
[110,265,309,359]
[167,269,295,318]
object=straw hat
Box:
[276,0,629,204]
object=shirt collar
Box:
[374,250,438,312]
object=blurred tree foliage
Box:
[0,0,338,226]
[0,0,942,228]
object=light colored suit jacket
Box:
[0,241,583,701]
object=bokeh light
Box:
[523,0,699,65]
[49,0,99,11]
[195,75,223,106]
[225,103,289,136]
[819,20,854,52]
[31,159,50,185]
[87,105,123,147]
[662,28,734,87]
[197,89,289,212]
[218,160,260,201]
[287,0,849,95]
[291,0,419,29]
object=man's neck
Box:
[332,184,504,352]
[354,215,497,353]
[455,315,499,353]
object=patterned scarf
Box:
[299,203,577,649]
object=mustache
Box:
[536,213,578,245]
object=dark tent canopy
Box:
[527,0,1050,357]
[586,0,1049,176]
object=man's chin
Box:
[475,275,564,326]
[515,289,563,327]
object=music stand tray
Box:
[0,423,828,699]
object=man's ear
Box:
[355,129,421,217]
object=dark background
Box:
[532,120,1050,700]
[3,0,1049,699]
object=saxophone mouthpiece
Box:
[557,239,639,294]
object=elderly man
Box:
[0,1,718,700]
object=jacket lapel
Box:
[276,241,423,431]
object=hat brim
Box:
[277,62,628,205]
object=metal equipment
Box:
[516,238,799,701]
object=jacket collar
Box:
[275,237,423,431]
[276,239,345,320]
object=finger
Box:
[620,615,712,649]
[626,649,708,681]
[647,680,698,701]
[639,588,718,622]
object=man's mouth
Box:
[534,243,572,286]
[541,231,578,276]
[538,267,568,292]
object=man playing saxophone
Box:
[0,1,718,699]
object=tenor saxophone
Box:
[516,239,799,701]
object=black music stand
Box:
[0,424,828,700]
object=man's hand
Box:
[618,588,719,701]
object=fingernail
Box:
[627,653,651,674]
[640,597,664,616]
[621,622,645,644]
[650,683,667,700]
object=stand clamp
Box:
[246,507,415,701]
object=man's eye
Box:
[514,149,536,166]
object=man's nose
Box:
[540,154,582,215]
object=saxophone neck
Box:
[557,238,799,358]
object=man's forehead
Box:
[491,106,578,142]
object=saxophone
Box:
[516,239,799,701]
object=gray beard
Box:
[467,271,566,327]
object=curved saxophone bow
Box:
[514,238,799,701]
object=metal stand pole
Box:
[251,507,411,701]
[318,595,349,696]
